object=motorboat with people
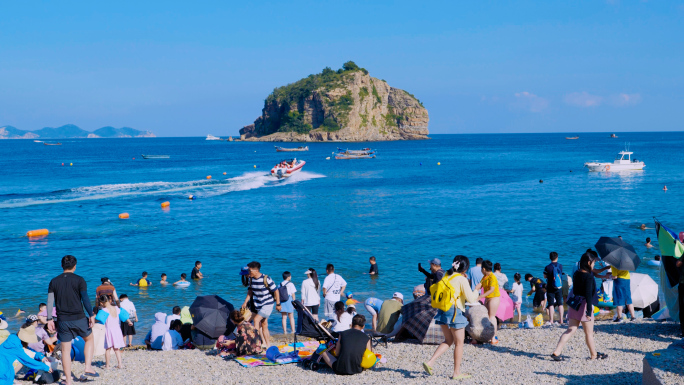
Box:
[206,135,222,140]
[337,147,374,155]
[610,134,618,138]
[584,149,645,172]
[141,154,170,159]
[271,158,305,178]
[275,146,309,152]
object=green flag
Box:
[655,219,684,259]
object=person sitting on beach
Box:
[376,293,404,335]
[162,320,184,351]
[301,269,321,321]
[166,306,181,328]
[363,297,383,330]
[0,317,9,346]
[368,256,379,275]
[160,273,168,285]
[645,237,653,248]
[144,313,168,350]
[24,315,56,354]
[217,309,262,357]
[467,258,484,291]
[1,334,52,383]
[96,277,119,306]
[240,261,281,348]
[320,314,372,376]
[191,261,203,280]
[423,255,479,380]
[475,261,501,344]
[525,273,546,310]
[36,303,56,327]
[179,306,193,343]
[551,251,608,360]
[130,271,151,287]
[322,264,347,319]
[119,294,137,348]
[413,285,426,299]
[418,258,445,296]
[493,263,508,290]
[331,301,353,333]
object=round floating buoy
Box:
[132,157,135,160]
[437,162,441,165]
[161,201,170,208]
[188,195,195,200]
[223,172,226,175]
[61,163,64,166]
[27,229,49,237]
[254,165,256,168]
[70,163,73,166]
[206,176,211,179]
[118,213,129,219]
[326,157,330,160]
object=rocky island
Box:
[0,124,155,139]
[239,62,429,142]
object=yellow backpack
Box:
[430,274,457,312]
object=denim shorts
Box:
[257,303,274,318]
[435,307,468,329]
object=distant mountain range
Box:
[0,124,155,139]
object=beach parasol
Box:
[400,294,438,343]
[629,273,658,309]
[189,295,234,338]
[479,288,514,321]
[594,237,640,271]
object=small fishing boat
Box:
[565,136,579,140]
[337,147,374,155]
[275,146,309,152]
[335,152,376,160]
[271,159,305,178]
[34,140,43,143]
[206,135,222,141]
[141,154,170,159]
[584,148,645,171]
[610,134,618,138]
[43,142,62,146]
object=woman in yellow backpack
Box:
[422,255,479,380]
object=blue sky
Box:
[1,1,682,136]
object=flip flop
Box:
[76,375,93,382]
[595,352,608,360]
[550,354,564,361]
[422,362,434,376]
[83,371,100,378]
[452,374,472,380]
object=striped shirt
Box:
[249,274,277,309]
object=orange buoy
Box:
[118,213,129,219]
[223,172,226,175]
[27,229,49,237]
[161,201,170,208]
[206,175,212,179]
[61,163,64,166]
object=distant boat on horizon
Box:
[43,142,62,145]
[275,145,309,152]
[610,133,618,138]
[141,154,170,159]
[206,135,222,141]
[565,136,579,140]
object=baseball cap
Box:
[393,292,404,300]
[428,258,441,266]
[239,266,250,276]
[25,314,39,324]
[346,292,353,298]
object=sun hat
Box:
[0,319,8,330]
[393,292,404,301]
[428,258,441,266]
[25,314,39,324]
[17,324,38,344]
[239,266,250,276]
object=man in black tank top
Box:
[321,314,372,375]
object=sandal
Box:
[593,352,608,360]
[491,336,499,345]
[422,362,434,376]
[452,374,472,380]
[550,353,564,361]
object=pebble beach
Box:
[18,319,682,385]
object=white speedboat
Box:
[584,151,645,172]
[271,159,305,178]
[206,135,222,140]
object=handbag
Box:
[566,294,582,311]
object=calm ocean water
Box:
[1,133,682,340]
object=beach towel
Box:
[233,341,319,367]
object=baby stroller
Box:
[292,300,336,371]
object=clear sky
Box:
[1,1,682,136]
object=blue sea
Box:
[1,133,681,340]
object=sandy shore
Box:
[17,319,682,385]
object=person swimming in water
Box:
[645,237,653,248]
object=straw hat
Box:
[17,324,38,344]
[0,319,8,330]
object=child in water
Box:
[160,273,168,285]
[130,271,151,287]
[475,260,501,344]
[368,256,379,275]
[173,273,189,286]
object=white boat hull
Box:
[584,162,645,172]
[271,160,305,178]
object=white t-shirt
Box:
[165,314,180,328]
[511,282,523,304]
[331,312,353,332]
[301,278,321,306]
[322,274,347,301]
[280,280,297,299]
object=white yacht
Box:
[206,135,222,141]
[584,150,645,172]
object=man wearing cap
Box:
[419,258,445,296]
[95,277,119,306]
[376,293,404,334]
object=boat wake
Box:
[0,171,325,209]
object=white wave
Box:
[0,171,325,208]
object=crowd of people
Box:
[0,242,677,383]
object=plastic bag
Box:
[533,313,544,327]
[524,315,534,328]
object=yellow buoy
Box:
[118,213,129,219]
[69,163,73,166]
[27,229,49,237]
[253,165,256,168]
[161,201,170,208]
[437,162,441,165]
[206,175,212,179]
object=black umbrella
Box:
[594,237,640,271]
[189,295,235,338]
[400,295,438,343]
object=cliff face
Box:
[239,63,429,142]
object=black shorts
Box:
[546,289,563,308]
[533,293,546,308]
[306,305,319,315]
[57,318,91,343]
[120,321,136,336]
